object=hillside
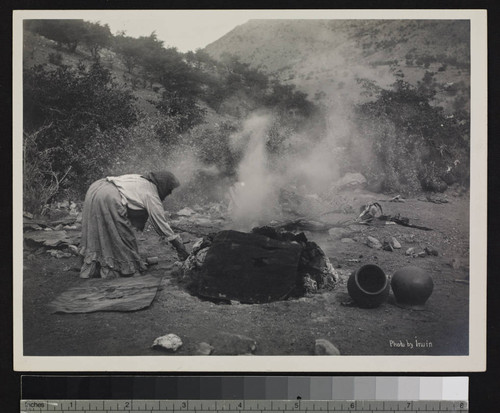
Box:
[205,19,470,113]
[22,19,470,221]
[22,22,320,210]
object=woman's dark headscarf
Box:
[142,171,180,201]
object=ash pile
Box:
[176,226,339,304]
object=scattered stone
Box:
[417,251,427,258]
[57,200,70,209]
[47,249,72,259]
[341,238,355,243]
[195,342,214,355]
[425,246,439,256]
[191,217,216,227]
[405,247,415,256]
[152,333,183,352]
[230,300,241,305]
[54,224,64,231]
[23,211,34,219]
[146,256,159,265]
[391,237,401,249]
[366,236,382,249]
[425,194,449,204]
[63,225,79,230]
[69,201,79,214]
[176,207,196,217]
[315,338,341,355]
[389,195,405,202]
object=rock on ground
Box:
[195,342,214,355]
[391,237,402,249]
[152,333,183,352]
[366,236,382,249]
[315,338,341,355]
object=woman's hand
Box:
[170,238,189,261]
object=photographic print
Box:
[13,10,487,371]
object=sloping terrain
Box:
[205,20,470,112]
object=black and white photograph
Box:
[13,10,487,371]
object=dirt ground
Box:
[23,190,470,357]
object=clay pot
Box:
[391,266,434,309]
[347,264,390,308]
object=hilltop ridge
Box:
[205,19,470,113]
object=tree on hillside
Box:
[82,21,112,60]
[265,81,315,117]
[354,79,469,193]
[114,33,144,74]
[24,62,138,196]
[185,49,220,71]
[155,90,206,133]
[135,32,168,87]
[25,19,87,52]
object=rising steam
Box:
[228,113,279,229]
[226,110,351,229]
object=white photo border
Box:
[13,9,487,372]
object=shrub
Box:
[48,52,63,66]
[155,91,206,133]
[25,19,87,52]
[354,80,469,193]
[186,120,240,176]
[23,126,72,216]
[106,114,183,175]
[82,21,112,60]
[23,61,138,195]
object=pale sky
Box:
[93,11,260,52]
[89,10,331,52]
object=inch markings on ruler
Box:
[20,400,469,412]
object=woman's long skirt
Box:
[79,179,147,278]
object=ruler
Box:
[20,399,468,412]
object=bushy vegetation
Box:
[352,79,469,194]
[23,21,320,215]
[22,20,470,214]
[25,20,112,59]
[24,61,139,198]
